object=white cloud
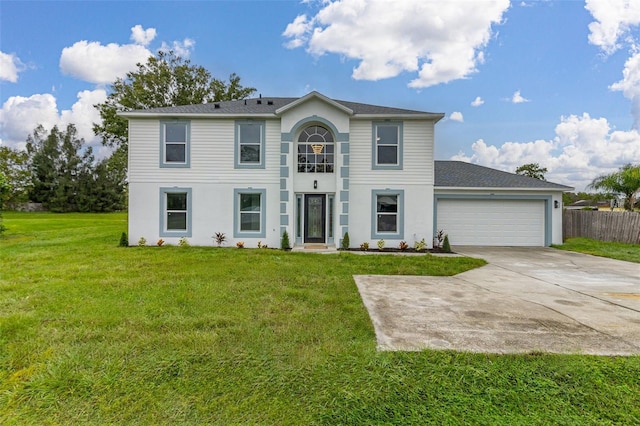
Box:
[449,111,464,122]
[585,0,640,54]
[159,38,195,58]
[511,90,529,103]
[0,90,107,152]
[60,40,152,84]
[471,96,484,107]
[130,25,157,46]
[610,51,640,129]
[283,0,510,88]
[452,113,640,191]
[283,15,311,49]
[0,51,24,83]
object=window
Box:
[160,121,190,167]
[234,188,266,238]
[235,121,265,168]
[297,125,334,173]
[372,122,403,169]
[159,188,192,237]
[371,190,404,239]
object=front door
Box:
[304,194,326,243]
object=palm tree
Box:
[589,164,640,211]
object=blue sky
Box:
[2,0,640,190]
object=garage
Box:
[436,198,546,246]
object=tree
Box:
[27,124,94,212]
[0,146,31,207]
[0,173,8,235]
[515,163,547,180]
[589,164,640,211]
[93,50,256,151]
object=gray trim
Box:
[433,193,553,246]
[280,190,289,202]
[280,154,287,166]
[342,154,349,166]
[280,142,290,154]
[340,142,350,154]
[371,189,404,239]
[342,179,349,190]
[280,202,287,214]
[372,121,403,170]
[159,120,190,168]
[280,167,289,178]
[342,203,348,214]
[233,188,267,238]
[281,116,349,142]
[159,187,192,237]
[280,179,287,190]
[234,120,266,169]
[340,167,349,178]
[280,215,289,226]
[340,191,349,202]
[340,214,348,226]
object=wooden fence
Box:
[563,210,640,244]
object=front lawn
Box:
[554,237,640,263]
[1,212,639,424]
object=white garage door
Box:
[436,199,545,246]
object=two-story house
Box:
[121,91,571,248]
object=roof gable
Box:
[275,91,353,116]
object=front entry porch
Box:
[295,193,336,246]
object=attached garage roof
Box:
[435,161,573,190]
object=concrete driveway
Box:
[354,247,640,355]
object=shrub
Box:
[119,232,128,247]
[281,230,291,250]
[360,242,369,251]
[377,239,385,250]
[178,237,190,247]
[398,241,409,251]
[341,232,350,250]
[433,230,444,249]
[157,239,165,247]
[236,241,245,249]
[137,237,147,246]
[213,232,226,247]
[414,238,426,252]
[443,234,452,253]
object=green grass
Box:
[1,212,639,425]
[554,238,640,263]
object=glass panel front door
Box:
[304,194,326,243]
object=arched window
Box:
[297,125,334,173]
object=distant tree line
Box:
[0,125,127,213]
[0,50,255,215]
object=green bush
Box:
[281,229,291,250]
[341,232,350,249]
[443,234,451,253]
[119,232,128,247]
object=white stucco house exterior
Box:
[121,91,572,248]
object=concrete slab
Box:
[354,247,640,355]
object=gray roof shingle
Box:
[125,95,437,116]
[435,161,573,190]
